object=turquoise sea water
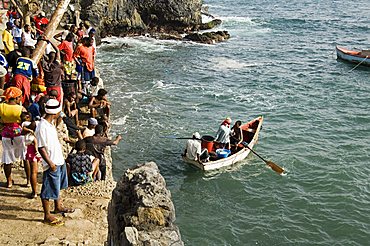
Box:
[97,0,370,244]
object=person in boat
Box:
[214,117,232,149]
[230,120,243,152]
[182,132,209,163]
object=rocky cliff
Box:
[108,162,183,245]
[37,0,202,38]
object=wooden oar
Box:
[160,136,200,140]
[244,145,285,175]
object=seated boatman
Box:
[183,132,209,163]
[214,117,232,149]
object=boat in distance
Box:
[182,116,263,171]
[336,46,370,66]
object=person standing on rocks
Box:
[73,37,96,96]
[0,87,26,188]
[2,22,15,56]
[36,99,74,226]
[41,39,64,103]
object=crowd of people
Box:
[0,9,121,226]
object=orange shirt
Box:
[73,45,95,72]
[58,40,74,62]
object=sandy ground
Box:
[0,147,115,246]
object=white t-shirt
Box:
[36,118,64,170]
[23,32,37,47]
[83,127,95,138]
[185,139,201,161]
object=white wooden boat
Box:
[182,116,263,171]
[336,46,370,66]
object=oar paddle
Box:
[160,136,200,140]
[244,145,285,175]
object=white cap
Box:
[193,132,201,139]
[45,99,62,114]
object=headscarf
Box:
[3,87,22,101]
[221,117,232,126]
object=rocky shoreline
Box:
[36,0,230,44]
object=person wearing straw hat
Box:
[36,99,74,226]
[0,87,26,188]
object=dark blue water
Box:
[97,0,370,244]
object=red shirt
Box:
[74,45,95,72]
[33,16,49,31]
[57,40,74,62]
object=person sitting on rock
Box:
[84,125,122,180]
[89,88,110,119]
[66,139,99,186]
[82,117,98,138]
[63,91,79,125]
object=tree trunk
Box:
[31,0,71,64]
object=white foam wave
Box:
[220,16,254,24]
[152,80,165,88]
[210,57,261,70]
[101,36,182,53]
[112,115,128,125]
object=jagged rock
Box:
[36,0,201,40]
[184,30,230,44]
[108,162,183,246]
[198,19,222,30]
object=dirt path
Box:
[0,160,115,245]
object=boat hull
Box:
[336,46,370,66]
[182,116,263,171]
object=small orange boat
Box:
[336,46,370,67]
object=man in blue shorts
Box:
[36,99,74,226]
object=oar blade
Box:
[266,161,285,175]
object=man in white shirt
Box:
[36,99,74,226]
[183,132,209,163]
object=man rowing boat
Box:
[182,132,209,164]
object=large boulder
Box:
[108,162,183,246]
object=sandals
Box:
[43,218,65,227]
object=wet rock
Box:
[36,0,202,41]
[198,19,222,30]
[184,30,230,44]
[108,162,183,246]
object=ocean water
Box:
[96,0,370,245]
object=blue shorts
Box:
[83,66,95,82]
[14,37,22,44]
[40,164,68,200]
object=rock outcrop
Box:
[184,30,230,44]
[108,162,183,246]
[30,0,228,44]
[36,0,201,37]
